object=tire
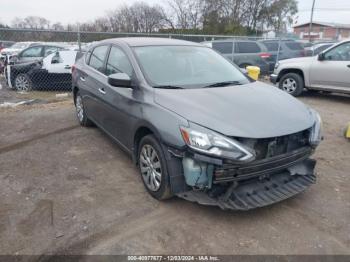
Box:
[138,135,173,200]
[14,73,32,92]
[279,73,304,97]
[75,91,93,127]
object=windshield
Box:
[133,45,250,88]
[11,42,31,49]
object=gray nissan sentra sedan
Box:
[72,38,322,210]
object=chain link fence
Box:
[0,28,281,92]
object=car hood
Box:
[154,81,314,138]
[280,56,315,64]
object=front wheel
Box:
[279,73,304,97]
[138,135,173,200]
[14,73,32,92]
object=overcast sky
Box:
[1,0,350,26]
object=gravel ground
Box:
[0,83,349,255]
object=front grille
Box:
[214,146,313,183]
[235,129,310,160]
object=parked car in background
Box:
[305,42,336,56]
[6,50,77,91]
[0,41,15,51]
[259,40,306,71]
[72,38,322,210]
[271,40,350,96]
[0,42,37,60]
[202,40,272,74]
[10,43,68,64]
[0,41,15,73]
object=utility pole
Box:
[309,0,316,42]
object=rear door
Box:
[43,51,77,86]
[309,42,350,91]
[234,41,269,73]
[79,45,110,125]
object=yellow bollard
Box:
[345,123,350,139]
[246,66,260,80]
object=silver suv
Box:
[271,40,350,96]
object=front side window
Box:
[236,42,261,53]
[106,46,133,77]
[212,42,233,54]
[89,45,109,73]
[133,45,250,88]
[21,46,42,57]
[325,42,350,61]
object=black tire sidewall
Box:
[75,91,92,127]
[279,73,304,96]
[138,135,172,200]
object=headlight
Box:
[309,109,323,147]
[180,124,255,162]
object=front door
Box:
[309,42,350,91]
[102,45,137,148]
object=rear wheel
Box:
[14,73,32,92]
[138,135,173,200]
[279,73,304,97]
[75,91,93,127]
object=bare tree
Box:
[11,16,50,29]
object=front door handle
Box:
[98,88,106,95]
[80,76,86,82]
[64,65,71,69]
[347,65,350,68]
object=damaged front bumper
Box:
[166,146,317,211]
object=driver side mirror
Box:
[318,52,325,61]
[51,52,61,64]
[108,73,132,88]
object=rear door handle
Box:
[80,76,86,82]
[98,88,106,95]
[64,65,71,69]
[347,65,350,68]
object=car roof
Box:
[259,39,295,43]
[202,39,259,43]
[97,37,203,47]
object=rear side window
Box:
[212,42,233,54]
[89,45,109,73]
[236,42,261,53]
[21,46,43,57]
[262,42,281,51]
[285,42,303,50]
[106,46,133,77]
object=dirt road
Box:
[0,89,349,255]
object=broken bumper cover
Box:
[177,159,316,211]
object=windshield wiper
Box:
[204,81,243,88]
[153,85,184,89]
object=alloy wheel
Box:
[15,75,30,91]
[282,78,297,94]
[139,144,162,192]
